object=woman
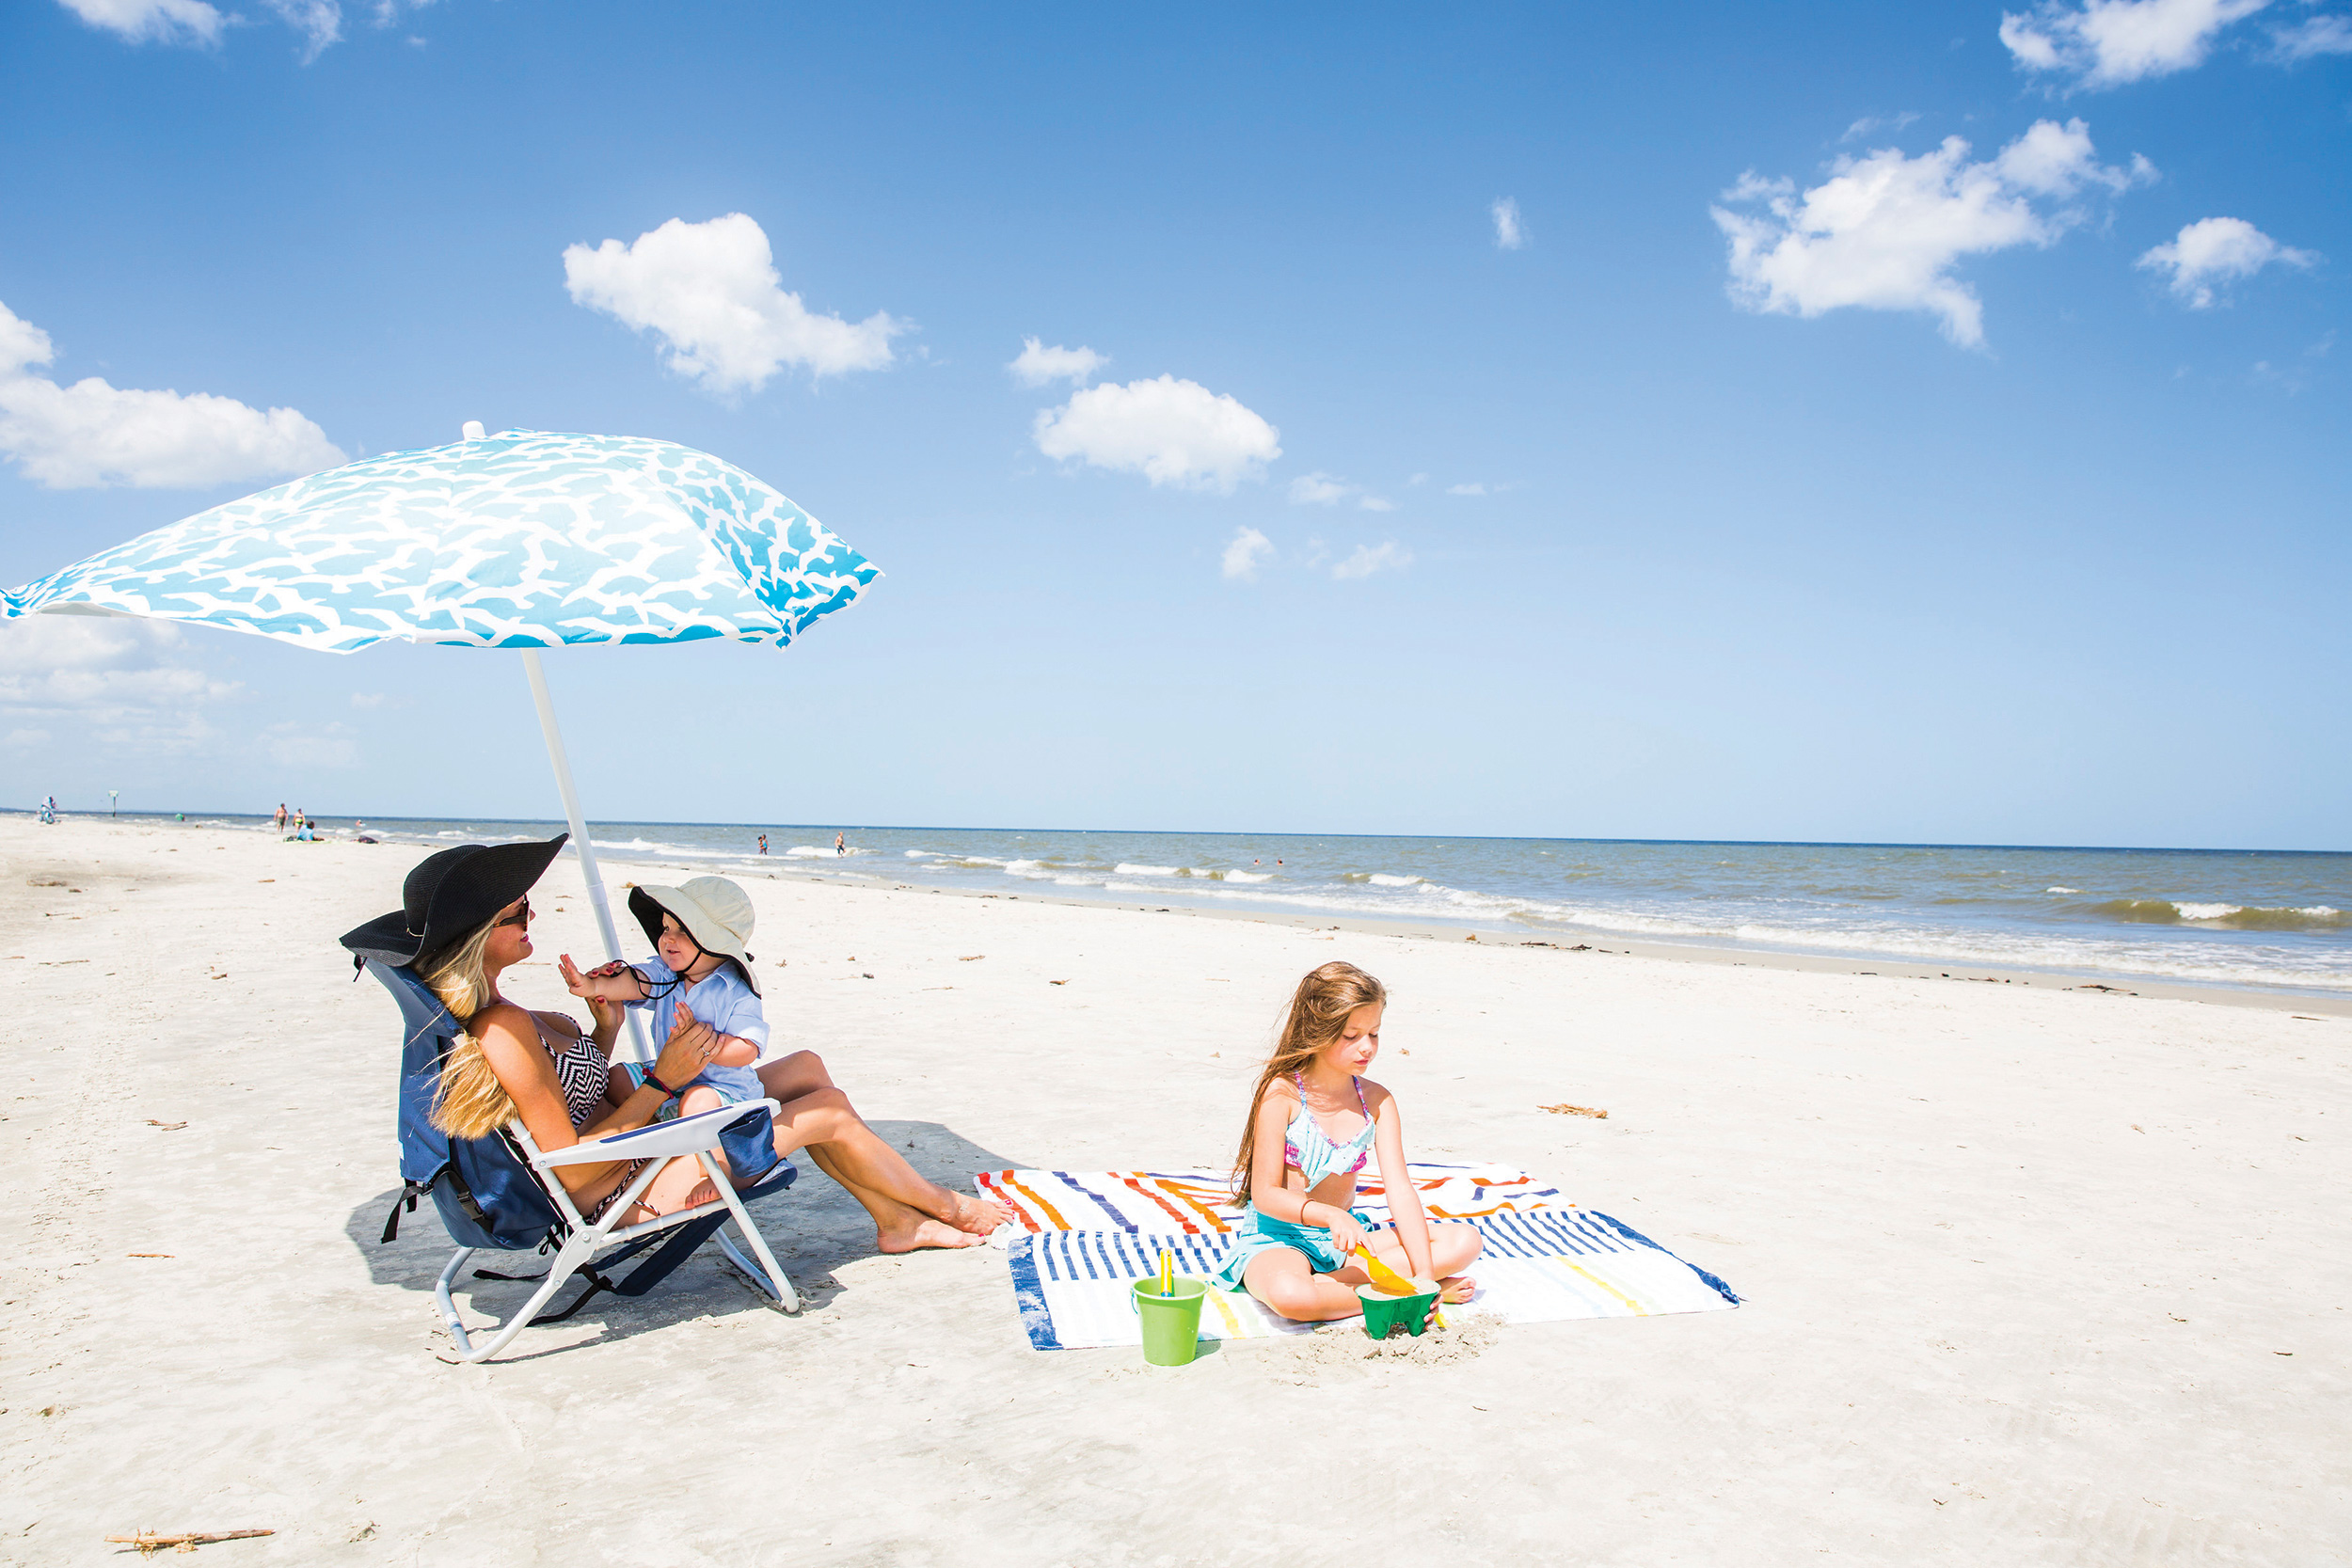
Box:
[343,836,1007,1247]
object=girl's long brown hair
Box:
[1229,960,1388,1206]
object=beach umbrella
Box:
[1,424,879,1053]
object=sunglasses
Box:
[494,897,532,929]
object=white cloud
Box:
[60,0,347,59]
[1844,112,1922,141]
[1031,374,1279,492]
[0,299,344,489]
[1492,198,1526,250]
[1288,471,1351,505]
[2269,11,2352,56]
[564,214,907,396]
[1447,482,1488,496]
[1288,471,1394,510]
[2137,216,2318,307]
[1993,117,2153,197]
[1710,119,2153,348]
[0,614,242,738]
[56,0,227,46]
[1332,543,1412,580]
[2000,0,2270,87]
[1221,526,1274,581]
[1008,338,1106,387]
[262,0,342,60]
[7,728,53,748]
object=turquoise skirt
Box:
[1210,1204,1371,1291]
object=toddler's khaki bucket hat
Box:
[628,876,760,994]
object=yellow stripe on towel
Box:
[1567,1261,1647,1315]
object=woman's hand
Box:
[582,992,626,1037]
[652,1002,716,1090]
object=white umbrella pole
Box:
[520,649,652,1064]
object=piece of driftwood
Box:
[1539,1102,1608,1119]
[105,1528,273,1553]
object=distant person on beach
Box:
[274,803,287,833]
[1211,961,1480,1323]
[757,834,769,856]
[834,832,845,857]
[356,840,1008,1248]
[38,796,56,825]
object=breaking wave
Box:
[2089,899,2347,932]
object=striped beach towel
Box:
[976,1163,1571,1235]
[984,1165,1741,1352]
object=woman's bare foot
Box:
[877,1215,990,1253]
[946,1190,1017,1236]
[1438,1275,1476,1304]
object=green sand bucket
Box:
[1130,1276,1208,1365]
[1357,1280,1441,1338]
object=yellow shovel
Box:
[1353,1244,1446,1329]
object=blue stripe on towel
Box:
[1050,1170,1139,1231]
[1589,1212,1743,1305]
[1006,1238,1059,1351]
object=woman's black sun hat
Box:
[340,834,568,970]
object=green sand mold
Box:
[1356,1279,1441,1338]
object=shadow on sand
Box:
[342,1119,1032,1361]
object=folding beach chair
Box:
[366,959,802,1363]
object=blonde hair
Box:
[421,920,517,1140]
[1229,961,1388,1206]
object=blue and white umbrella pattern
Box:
[1,427,879,651]
[3,426,881,1047]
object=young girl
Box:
[1210,960,1481,1322]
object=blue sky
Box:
[1,1,2345,847]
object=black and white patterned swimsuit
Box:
[534,1016,610,1130]
[529,1015,646,1222]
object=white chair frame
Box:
[434,1099,800,1363]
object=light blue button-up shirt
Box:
[625,956,771,1104]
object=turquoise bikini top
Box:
[1284,1073,1375,1184]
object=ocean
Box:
[119,812,2352,996]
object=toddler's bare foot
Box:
[1438,1275,1476,1304]
[878,1216,989,1253]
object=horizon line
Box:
[25,807,2349,860]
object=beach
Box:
[4,815,2346,1565]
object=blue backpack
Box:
[371,960,566,1251]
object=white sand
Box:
[3,816,2344,1565]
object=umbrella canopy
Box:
[3,426,880,1058]
[0,427,879,650]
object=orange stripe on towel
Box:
[1118,1175,1204,1233]
[1143,1176,1232,1232]
[976,1172,1043,1232]
[1001,1174,1070,1231]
